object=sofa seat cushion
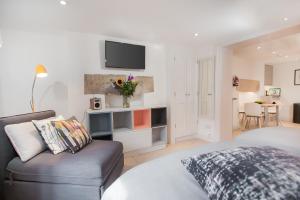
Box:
[6,140,123,186]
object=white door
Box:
[172,56,187,138]
[172,55,197,139]
[198,58,215,119]
[185,58,197,134]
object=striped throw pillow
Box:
[32,116,67,154]
[52,117,92,153]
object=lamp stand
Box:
[30,76,37,112]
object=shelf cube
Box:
[89,112,113,138]
[133,109,151,129]
[152,127,167,145]
[151,107,167,127]
[113,111,132,130]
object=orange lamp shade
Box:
[35,64,48,78]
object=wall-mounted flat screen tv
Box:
[105,41,145,69]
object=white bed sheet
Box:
[103,127,300,200]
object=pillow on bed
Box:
[182,146,300,200]
[5,122,47,162]
[32,116,67,154]
[51,117,92,153]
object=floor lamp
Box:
[30,64,48,112]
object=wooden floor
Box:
[124,121,300,172]
[124,139,208,172]
[233,120,300,137]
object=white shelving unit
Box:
[87,105,168,152]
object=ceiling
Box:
[1,0,300,47]
[232,27,300,64]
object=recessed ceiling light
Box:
[272,51,277,55]
[257,46,262,50]
[194,33,199,37]
[60,0,67,5]
[283,17,289,21]
[285,55,289,58]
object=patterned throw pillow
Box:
[32,116,67,154]
[182,146,300,200]
[52,117,92,153]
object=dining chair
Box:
[244,103,264,129]
[268,106,280,124]
[239,104,246,123]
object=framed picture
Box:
[295,69,300,85]
[268,88,281,97]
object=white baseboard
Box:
[195,133,218,143]
[175,134,199,143]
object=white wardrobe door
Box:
[172,55,198,139]
[207,58,215,118]
[185,57,197,134]
[173,56,187,138]
[198,57,215,119]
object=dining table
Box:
[261,103,279,127]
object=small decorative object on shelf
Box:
[123,96,130,108]
[232,75,239,87]
[111,75,138,108]
[90,97,102,110]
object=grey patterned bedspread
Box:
[102,127,300,200]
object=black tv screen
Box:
[105,41,145,69]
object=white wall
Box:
[0,30,168,122]
[273,61,300,121]
[231,55,265,110]
[215,47,233,141]
[0,29,235,144]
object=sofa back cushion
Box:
[5,122,46,162]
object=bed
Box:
[102,127,300,200]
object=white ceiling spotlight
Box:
[256,46,262,50]
[272,51,277,55]
[59,0,67,6]
[285,55,289,58]
[283,17,289,21]
[194,33,199,37]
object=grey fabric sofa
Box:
[0,110,124,200]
